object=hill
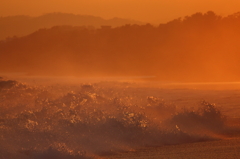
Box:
[0,12,144,41]
[1,11,240,82]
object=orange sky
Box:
[0,0,240,23]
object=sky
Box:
[1,0,240,23]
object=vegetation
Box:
[1,11,240,82]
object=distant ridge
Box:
[2,11,240,82]
[0,12,144,40]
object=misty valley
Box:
[1,10,240,159]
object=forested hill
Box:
[1,11,240,82]
[0,12,144,41]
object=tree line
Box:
[1,11,240,82]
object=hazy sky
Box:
[1,0,240,23]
